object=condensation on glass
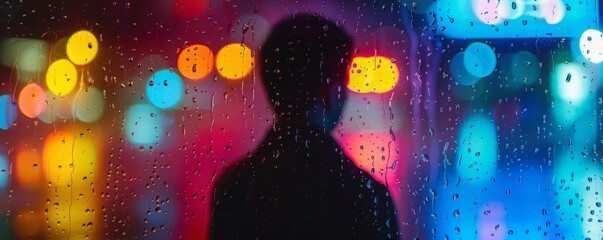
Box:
[0,0,601,239]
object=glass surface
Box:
[0,0,602,239]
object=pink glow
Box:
[473,0,503,25]
[478,202,507,240]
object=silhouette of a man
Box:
[212,13,399,239]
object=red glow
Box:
[334,131,399,185]
[173,0,209,20]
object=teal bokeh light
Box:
[510,51,540,86]
[456,113,498,182]
[124,104,164,146]
[580,168,602,239]
[146,70,184,109]
[450,51,481,85]
[551,62,594,106]
[498,51,541,88]
[0,154,7,191]
[463,42,497,78]
[436,0,599,38]
[554,153,603,239]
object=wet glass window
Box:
[0,0,602,239]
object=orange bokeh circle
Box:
[18,83,47,118]
[177,44,214,80]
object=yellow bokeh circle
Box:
[348,56,399,93]
[46,59,77,96]
[66,30,98,65]
[42,130,97,188]
[215,43,254,80]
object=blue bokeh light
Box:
[146,70,184,109]
[0,95,18,130]
[134,190,177,239]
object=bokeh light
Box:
[37,91,73,124]
[147,70,184,109]
[477,202,507,240]
[450,51,480,85]
[1,2,602,239]
[509,51,540,86]
[0,95,18,130]
[551,62,592,105]
[66,30,99,65]
[134,190,177,239]
[437,0,597,38]
[579,29,603,64]
[0,38,49,81]
[172,0,209,20]
[456,113,498,182]
[14,149,43,188]
[43,130,99,239]
[472,0,502,25]
[348,56,399,93]
[497,0,524,19]
[177,44,214,80]
[18,83,46,118]
[72,87,104,123]
[541,0,565,24]
[46,59,78,96]
[580,168,603,240]
[336,131,402,184]
[464,42,497,78]
[551,100,590,126]
[47,186,98,239]
[553,150,602,239]
[124,104,164,146]
[42,130,98,187]
[580,167,603,239]
[502,164,557,240]
[12,210,43,239]
[215,43,254,80]
[0,153,7,191]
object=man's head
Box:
[260,14,352,130]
